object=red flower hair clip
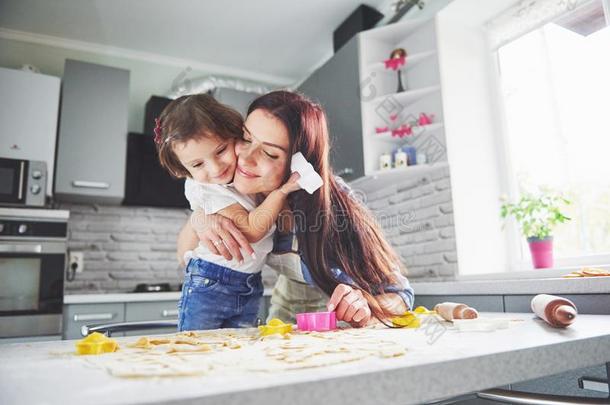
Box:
[153,118,163,144]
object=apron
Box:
[264,232,327,323]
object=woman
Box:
[177,90,414,327]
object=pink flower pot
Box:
[527,237,554,269]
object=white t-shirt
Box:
[183,178,275,274]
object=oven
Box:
[0,157,47,207]
[0,208,69,338]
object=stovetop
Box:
[132,283,182,293]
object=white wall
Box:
[435,0,517,276]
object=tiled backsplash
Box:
[61,203,189,294]
[62,165,456,293]
[62,203,279,294]
[358,164,458,281]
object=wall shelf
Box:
[366,84,441,107]
[359,17,446,177]
[373,122,444,144]
[350,162,449,191]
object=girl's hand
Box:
[190,210,254,263]
[327,284,372,328]
[279,172,301,195]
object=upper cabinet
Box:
[54,60,130,204]
[0,67,60,196]
[298,37,365,181]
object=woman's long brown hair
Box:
[248,90,407,323]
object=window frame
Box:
[488,2,610,271]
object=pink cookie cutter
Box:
[296,311,337,331]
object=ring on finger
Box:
[213,239,223,247]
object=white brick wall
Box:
[358,164,458,281]
[62,203,280,294]
[61,203,189,293]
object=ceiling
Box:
[0,0,389,84]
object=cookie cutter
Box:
[258,318,293,336]
[391,306,436,328]
[296,311,337,331]
[75,332,119,355]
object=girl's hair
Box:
[247,90,407,323]
[155,93,243,178]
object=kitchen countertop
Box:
[64,277,610,305]
[64,288,274,304]
[411,276,610,295]
[2,312,610,405]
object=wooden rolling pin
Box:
[530,294,577,328]
[434,302,479,321]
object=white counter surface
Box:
[2,312,610,405]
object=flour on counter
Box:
[79,327,407,378]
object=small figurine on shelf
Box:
[418,113,435,126]
[379,153,392,170]
[401,145,417,165]
[394,149,408,168]
[385,48,407,93]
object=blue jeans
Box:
[178,259,264,331]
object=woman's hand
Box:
[327,284,372,328]
[190,209,254,263]
[279,172,301,195]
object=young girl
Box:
[154,94,300,330]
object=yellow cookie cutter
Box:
[391,306,436,328]
[413,306,436,315]
[75,332,119,355]
[258,318,293,336]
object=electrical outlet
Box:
[69,252,84,273]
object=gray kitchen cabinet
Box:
[413,295,505,312]
[504,294,610,315]
[124,301,180,336]
[298,37,364,181]
[63,303,125,340]
[54,60,130,204]
[510,363,610,400]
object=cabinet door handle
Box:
[337,167,354,177]
[0,244,42,253]
[477,388,610,404]
[161,309,179,317]
[72,180,110,189]
[73,313,115,322]
[18,161,25,200]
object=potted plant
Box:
[500,192,571,269]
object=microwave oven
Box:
[0,158,47,207]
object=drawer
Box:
[504,294,610,314]
[124,301,180,336]
[510,363,609,399]
[414,295,504,312]
[63,303,125,339]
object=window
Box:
[494,0,610,265]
